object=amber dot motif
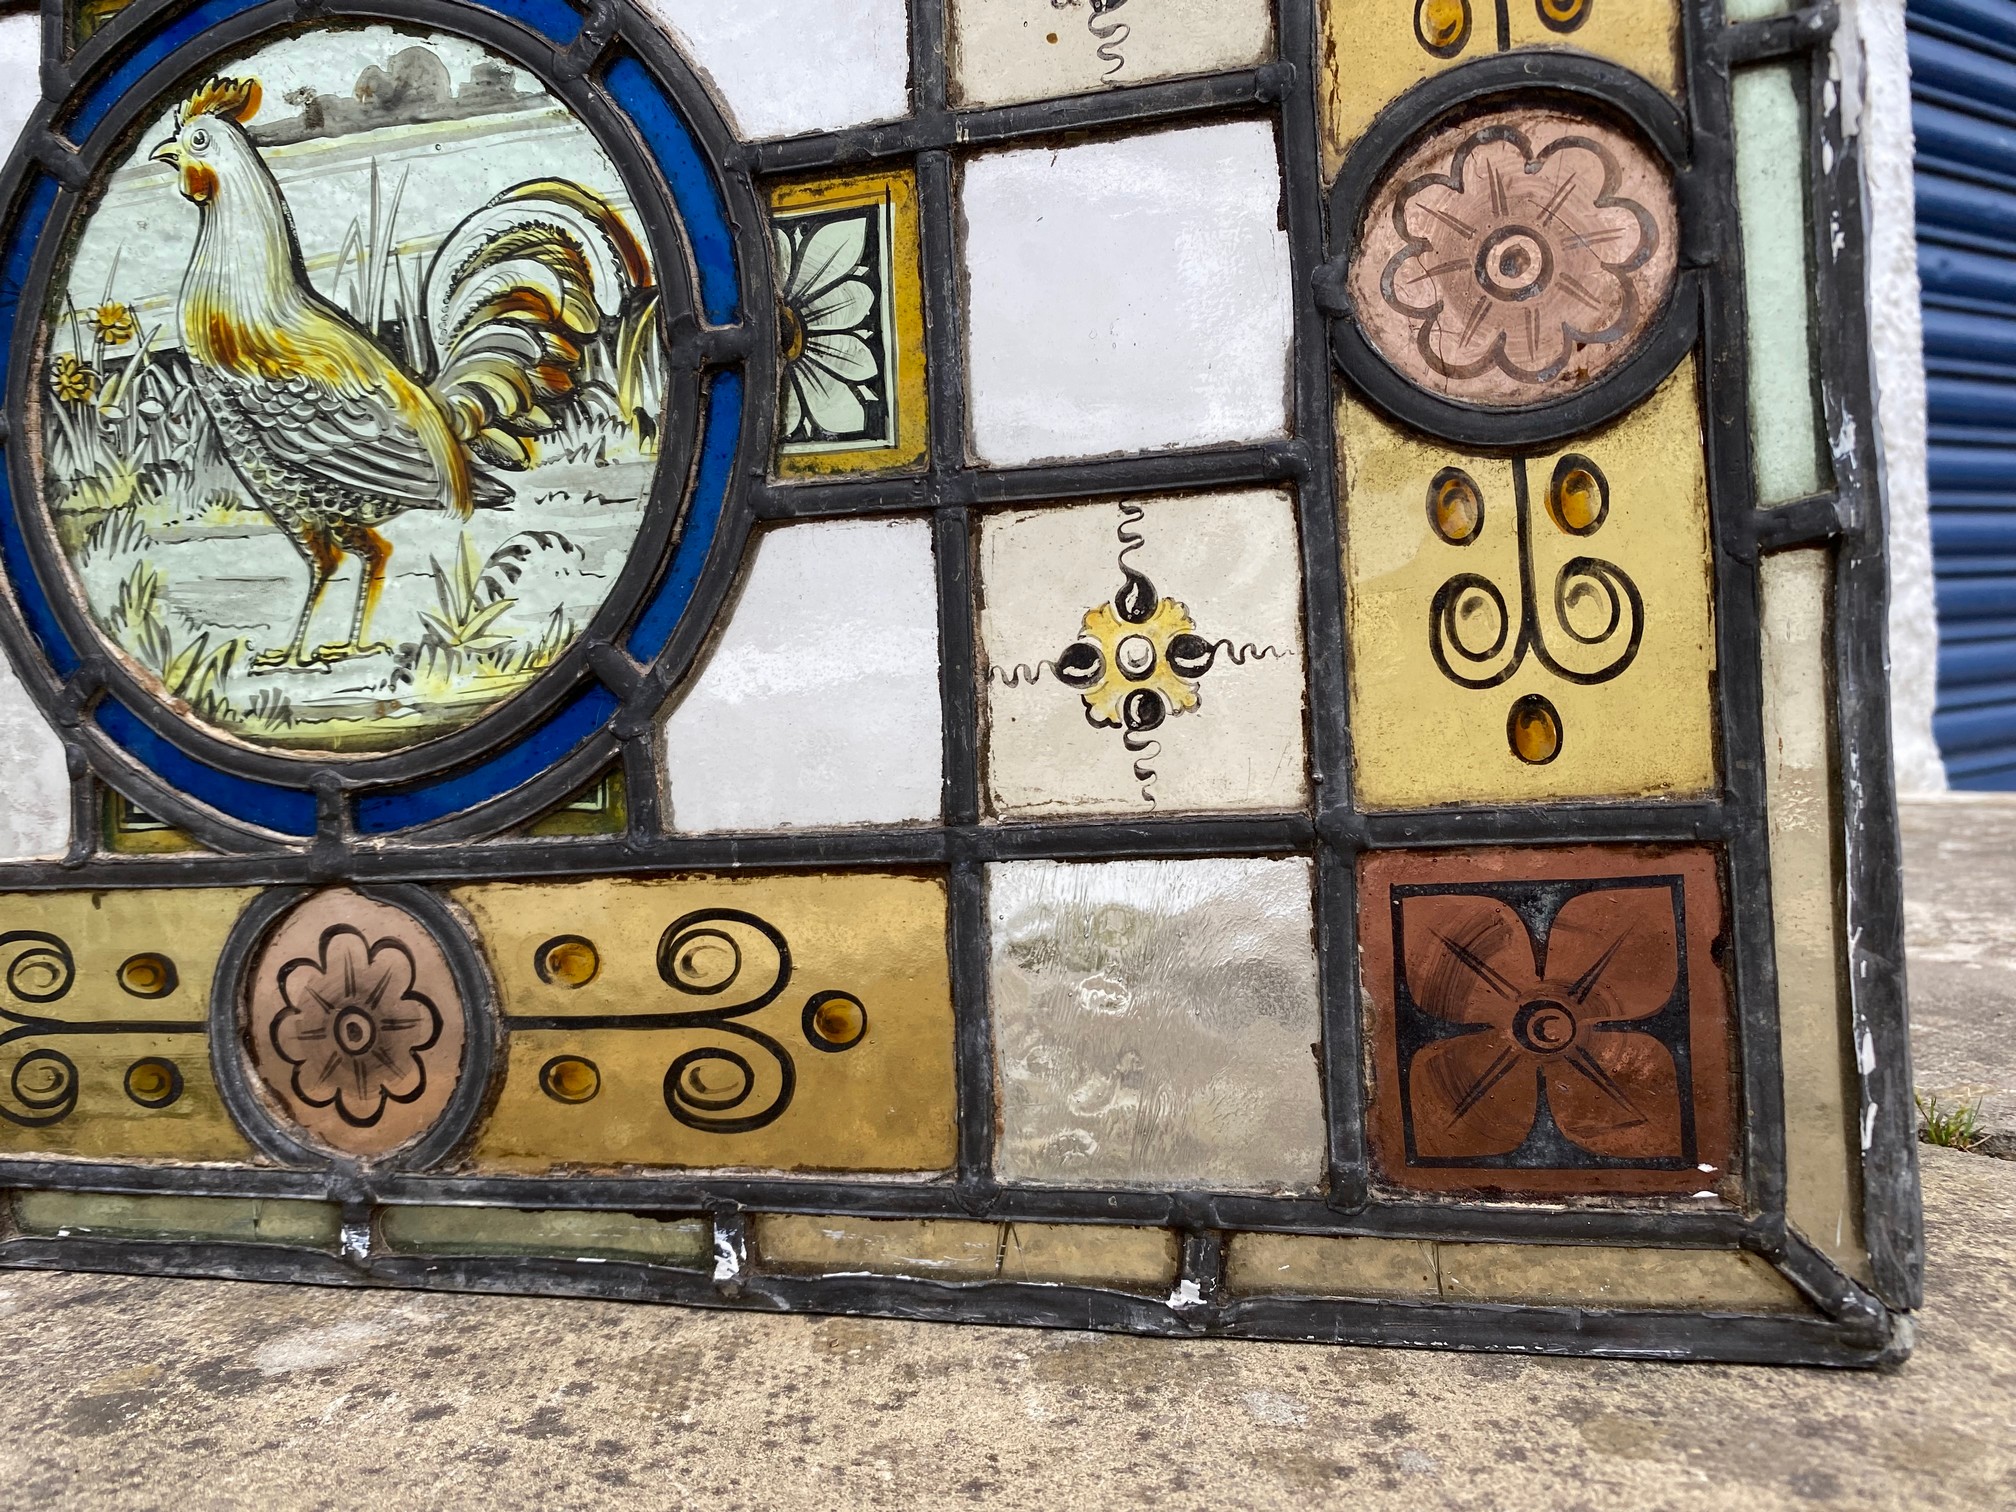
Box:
[117,952,178,999]
[1508,694,1563,765]
[539,1055,602,1104]
[1428,468,1485,545]
[535,935,600,988]
[1547,455,1609,536]
[1415,0,1471,56]
[1535,0,1591,33]
[123,1056,184,1109]
[803,990,869,1052]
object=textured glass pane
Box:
[660,521,942,831]
[1733,64,1831,503]
[14,1193,341,1246]
[988,857,1324,1191]
[380,1206,710,1266]
[1760,550,1870,1280]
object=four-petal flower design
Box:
[1398,884,1685,1162]
[271,925,442,1129]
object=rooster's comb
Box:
[177,75,261,127]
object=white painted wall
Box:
[1844,0,1945,793]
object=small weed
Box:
[1917,1093,1986,1151]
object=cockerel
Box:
[147,74,653,670]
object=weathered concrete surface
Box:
[0,1143,2006,1510]
[1902,796,2016,1138]
[0,797,2009,1510]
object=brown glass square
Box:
[1359,846,1738,1199]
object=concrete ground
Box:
[0,797,2010,1511]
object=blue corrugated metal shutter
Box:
[1912,0,2016,787]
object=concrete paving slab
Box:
[1902,796,2016,1139]
[0,1141,2006,1512]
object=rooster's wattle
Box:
[149,74,651,671]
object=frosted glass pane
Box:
[381,1206,710,1265]
[1733,64,1830,503]
[14,1193,341,1246]
[962,123,1294,465]
[987,857,1324,1192]
[1725,0,1793,19]
[1759,550,1870,1281]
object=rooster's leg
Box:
[252,525,342,672]
[315,525,395,664]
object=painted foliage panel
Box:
[770,169,927,479]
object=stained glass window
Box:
[0,0,1917,1365]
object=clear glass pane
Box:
[1733,63,1832,503]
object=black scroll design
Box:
[0,931,202,1125]
[1427,458,1643,694]
[655,910,797,1134]
[505,909,875,1136]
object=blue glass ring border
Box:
[0,0,773,843]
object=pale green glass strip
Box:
[380,1205,711,1266]
[14,1192,341,1246]
[1725,0,1792,20]
[1733,64,1831,503]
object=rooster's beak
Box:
[148,138,181,167]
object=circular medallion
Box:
[1320,56,1694,447]
[1350,107,1676,407]
[0,3,770,842]
[231,887,482,1160]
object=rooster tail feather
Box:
[421,180,652,469]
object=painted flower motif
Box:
[775,211,887,445]
[1399,885,1685,1161]
[1381,126,1658,386]
[271,925,442,1128]
[89,302,137,346]
[50,352,98,405]
[1056,563,1216,737]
